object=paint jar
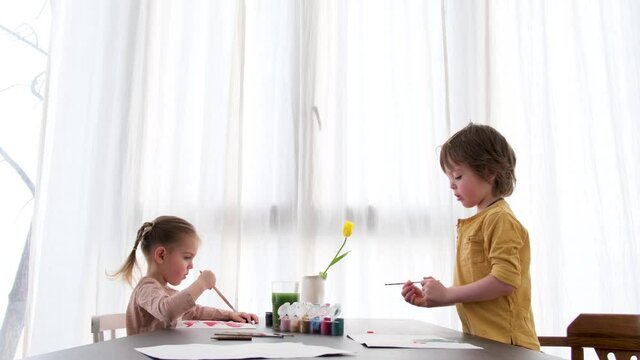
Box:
[311,317,321,334]
[331,318,344,336]
[290,316,299,332]
[300,317,311,333]
[265,312,273,328]
[281,316,290,332]
[320,317,332,335]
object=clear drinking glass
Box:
[271,281,300,329]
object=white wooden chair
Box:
[91,313,126,343]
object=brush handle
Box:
[384,281,421,286]
[199,270,237,312]
[213,286,237,312]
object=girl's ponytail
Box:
[109,221,154,286]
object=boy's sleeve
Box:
[136,279,197,322]
[483,213,524,289]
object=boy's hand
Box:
[229,311,259,324]
[402,277,451,308]
[420,276,450,307]
[198,270,216,290]
[401,280,427,307]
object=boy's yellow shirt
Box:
[454,199,540,351]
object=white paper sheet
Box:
[135,342,355,359]
[347,333,481,349]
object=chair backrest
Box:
[538,313,640,360]
[91,313,126,343]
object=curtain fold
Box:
[24,1,639,358]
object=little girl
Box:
[111,215,259,335]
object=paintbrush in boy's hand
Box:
[384,281,421,286]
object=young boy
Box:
[401,123,539,350]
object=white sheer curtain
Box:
[483,0,640,338]
[24,0,639,358]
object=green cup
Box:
[271,281,299,329]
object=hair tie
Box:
[134,221,155,252]
[141,222,154,237]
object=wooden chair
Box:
[91,313,126,343]
[538,313,640,360]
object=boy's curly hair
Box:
[439,123,517,197]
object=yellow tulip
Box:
[342,221,354,237]
[319,221,355,279]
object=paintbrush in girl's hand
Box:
[199,271,237,312]
[384,281,421,286]
[213,286,237,312]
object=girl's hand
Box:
[229,311,259,324]
[401,280,427,307]
[198,270,216,290]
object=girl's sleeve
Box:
[182,305,233,321]
[135,279,197,322]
